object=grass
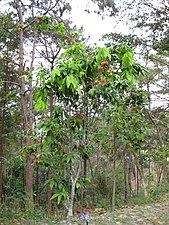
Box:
[1,184,169,225]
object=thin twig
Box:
[0,80,21,87]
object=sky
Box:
[0,0,167,107]
[69,0,169,108]
[69,0,130,44]
[0,0,129,44]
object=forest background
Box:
[0,0,168,224]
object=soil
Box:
[2,194,169,225]
[59,194,169,225]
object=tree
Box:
[102,0,169,188]
[13,0,72,206]
[35,37,146,223]
[0,12,20,203]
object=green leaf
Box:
[76,182,81,189]
[51,68,61,80]
[122,51,134,68]
[58,183,64,191]
[70,75,78,89]
[51,192,68,205]
[35,95,42,112]
[88,89,95,96]
[41,98,48,112]
[125,71,135,84]
[50,179,55,190]
[102,47,111,60]
[57,194,62,205]
[77,86,82,95]
[50,193,58,200]
[66,75,71,88]
[66,75,78,89]
[96,48,103,64]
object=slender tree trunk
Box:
[136,165,139,195]
[0,147,3,204]
[47,172,53,214]
[157,165,165,184]
[147,110,165,185]
[111,131,116,211]
[134,165,137,194]
[22,157,25,193]
[16,0,33,204]
[0,80,8,203]
[27,0,37,204]
[128,153,132,197]
[35,164,39,204]
[131,151,147,197]
[88,153,100,208]
[82,159,87,207]
[124,156,128,203]
[81,88,89,207]
[9,160,13,194]
[0,157,3,204]
[0,83,6,203]
[47,96,54,214]
[111,159,116,211]
[66,162,80,225]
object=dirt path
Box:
[58,194,169,225]
[2,194,169,225]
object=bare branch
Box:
[146,109,164,147]
[1,57,20,66]
[23,1,60,31]
[0,80,21,87]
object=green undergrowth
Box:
[0,204,63,225]
[125,182,169,208]
[1,183,169,225]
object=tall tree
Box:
[0,12,19,203]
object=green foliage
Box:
[35,16,65,35]
[51,191,69,205]
[0,203,62,225]
[35,41,144,112]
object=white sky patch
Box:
[70,0,130,44]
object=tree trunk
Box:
[66,163,80,225]
[82,159,87,207]
[47,95,54,214]
[157,164,165,184]
[35,164,39,204]
[47,172,53,214]
[131,151,147,197]
[128,153,132,197]
[111,130,117,211]
[124,156,128,202]
[88,154,100,208]
[111,161,116,211]
[147,110,165,185]
[16,0,33,203]
[0,84,5,203]
[26,154,33,196]
[0,136,3,204]
[135,164,139,195]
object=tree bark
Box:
[16,0,33,202]
[124,155,128,202]
[111,157,116,211]
[47,95,54,214]
[0,83,6,203]
[82,159,87,207]
[66,162,80,225]
[128,153,132,197]
[47,172,53,214]
[35,164,39,204]
[147,110,166,185]
[131,151,147,197]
